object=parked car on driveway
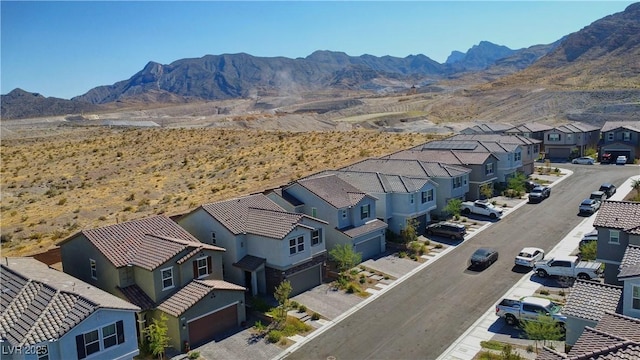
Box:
[572,156,595,165]
[469,248,499,270]
[616,155,628,165]
[525,180,540,192]
[426,222,466,240]
[528,186,551,203]
[515,247,545,268]
[533,255,602,280]
[599,183,617,197]
[496,296,566,327]
[579,198,601,215]
[460,200,503,219]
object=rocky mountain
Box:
[1,89,100,120]
[494,2,640,89]
[445,41,517,72]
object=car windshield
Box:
[518,252,533,258]
[532,188,542,193]
[545,302,562,315]
[581,199,593,205]
[474,249,491,257]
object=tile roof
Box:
[232,255,266,272]
[593,201,640,235]
[570,327,629,356]
[595,311,640,342]
[0,258,139,346]
[563,280,622,322]
[200,193,325,238]
[60,215,224,270]
[384,149,495,165]
[156,279,245,317]
[307,170,434,194]
[618,245,640,279]
[448,133,542,145]
[342,219,388,238]
[117,284,155,311]
[505,122,553,133]
[551,122,600,133]
[600,121,640,133]
[460,123,514,133]
[418,139,520,153]
[536,347,567,360]
[342,158,470,178]
[295,174,370,208]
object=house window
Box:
[607,132,614,141]
[341,209,347,219]
[311,229,321,245]
[421,189,433,203]
[211,232,216,244]
[609,230,620,245]
[515,151,522,161]
[566,134,573,142]
[485,163,494,175]
[289,236,304,255]
[161,267,174,290]
[311,207,317,217]
[633,285,640,310]
[453,177,462,189]
[90,259,97,280]
[360,204,370,220]
[194,256,211,278]
[547,133,560,141]
[410,194,415,204]
[76,321,124,359]
[623,132,631,141]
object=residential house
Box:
[593,200,640,285]
[504,122,553,152]
[341,158,470,217]
[58,215,246,351]
[542,122,600,160]
[618,244,640,318]
[599,120,640,163]
[177,193,329,297]
[1,257,140,360]
[413,140,519,184]
[304,169,438,235]
[538,311,640,359]
[383,149,499,201]
[562,279,622,346]
[269,174,388,261]
[459,122,514,134]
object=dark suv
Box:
[426,222,466,240]
[599,183,617,198]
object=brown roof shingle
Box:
[156,279,245,317]
[619,245,640,279]
[593,201,640,235]
[563,280,622,322]
[296,174,369,209]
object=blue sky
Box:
[1,1,635,100]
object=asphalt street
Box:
[282,164,639,360]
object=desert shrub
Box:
[298,305,307,313]
[311,312,320,321]
[290,301,299,309]
[1,233,12,243]
[188,351,200,360]
[267,330,282,343]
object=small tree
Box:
[507,172,527,193]
[329,244,362,273]
[500,344,523,360]
[274,280,292,325]
[145,313,170,359]
[520,314,564,353]
[444,198,462,218]
[579,240,597,261]
[401,218,419,246]
[479,183,494,200]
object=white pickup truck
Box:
[496,296,566,327]
[460,200,503,219]
[533,255,602,280]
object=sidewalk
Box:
[436,173,640,360]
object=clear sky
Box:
[1,1,635,100]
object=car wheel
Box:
[505,314,517,326]
[537,269,548,278]
[489,213,497,219]
[577,273,590,280]
[462,208,471,215]
[427,230,433,235]
[450,235,457,240]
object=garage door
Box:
[546,147,571,160]
[287,264,322,297]
[188,304,238,346]
[355,236,382,261]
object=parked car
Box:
[579,198,601,215]
[496,296,566,327]
[601,153,613,164]
[469,248,499,270]
[572,156,595,165]
[525,180,540,192]
[533,255,603,280]
[616,155,628,165]
[515,247,545,268]
[589,190,607,202]
[426,222,466,240]
[579,229,598,247]
[599,183,617,197]
[528,186,551,203]
[460,200,503,219]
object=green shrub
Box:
[188,351,200,359]
[253,320,266,332]
[267,330,282,343]
[311,312,320,321]
[298,305,307,313]
[290,301,299,309]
